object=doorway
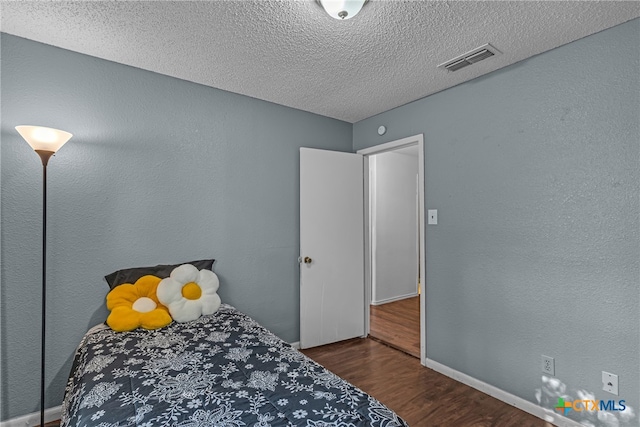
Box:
[357,135,426,365]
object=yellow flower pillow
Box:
[106,275,172,332]
[157,264,221,323]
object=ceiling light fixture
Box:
[317,0,369,20]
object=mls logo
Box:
[555,398,572,415]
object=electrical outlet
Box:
[602,371,619,395]
[542,355,555,376]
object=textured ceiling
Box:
[1,1,639,123]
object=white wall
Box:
[371,151,419,304]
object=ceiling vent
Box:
[438,43,501,72]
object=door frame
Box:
[357,134,426,366]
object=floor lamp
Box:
[15,126,73,427]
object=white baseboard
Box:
[425,359,584,427]
[289,341,300,349]
[0,405,61,427]
[371,292,418,306]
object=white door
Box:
[299,148,365,349]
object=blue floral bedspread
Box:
[61,304,408,427]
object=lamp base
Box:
[37,420,61,427]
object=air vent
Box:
[438,43,501,72]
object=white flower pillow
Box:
[156,264,221,322]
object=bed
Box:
[61,304,409,427]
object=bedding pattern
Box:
[61,304,408,427]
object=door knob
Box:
[304,256,312,264]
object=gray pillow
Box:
[105,259,215,289]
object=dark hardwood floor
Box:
[302,338,551,427]
[370,296,421,358]
[46,339,548,427]
[44,301,541,427]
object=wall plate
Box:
[602,371,619,395]
[428,209,437,225]
[541,355,555,376]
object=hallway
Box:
[369,296,420,358]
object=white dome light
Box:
[317,0,368,20]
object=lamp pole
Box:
[15,127,72,427]
[37,151,53,427]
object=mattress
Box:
[61,304,408,426]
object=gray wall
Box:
[354,19,639,426]
[0,34,352,421]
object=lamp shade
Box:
[318,0,367,20]
[16,125,73,153]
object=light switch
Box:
[428,209,438,225]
